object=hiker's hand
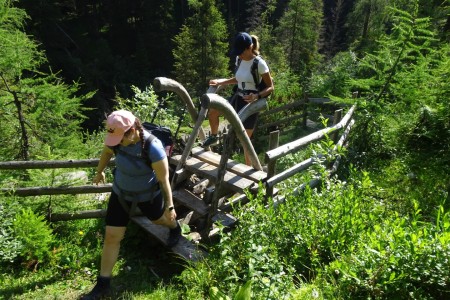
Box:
[165,208,177,222]
[209,79,220,86]
[243,93,258,103]
[93,171,105,185]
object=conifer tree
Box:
[172,0,229,97]
[0,0,90,160]
[275,0,323,79]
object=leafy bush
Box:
[13,208,55,267]
[115,85,185,134]
[308,51,358,98]
[323,204,450,299]
[0,199,22,264]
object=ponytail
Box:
[251,35,260,56]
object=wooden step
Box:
[208,210,238,241]
[173,188,209,216]
[191,147,267,183]
[170,155,256,194]
[131,216,206,261]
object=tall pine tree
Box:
[172,0,229,98]
[275,0,323,79]
[0,0,91,160]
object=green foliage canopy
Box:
[173,0,229,98]
[0,0,92,161]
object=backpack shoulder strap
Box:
[235,57,242,74]
[142,130,156,166]
[251,56,261,86]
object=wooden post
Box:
[265,130,280,199]
[330,109,343,143]
[302,94,309,128]
[205,130,236,237]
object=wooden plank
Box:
[208,210,238,241]
[131,216,206,261]
[212,210,237,228]
[170,155,256,193]
[172,189,209,216]
[190,147,266,183]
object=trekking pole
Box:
[150,97,165,123]
[174,106,186,141]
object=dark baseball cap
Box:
[230,32,252,56]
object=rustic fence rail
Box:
[1,105,356,229]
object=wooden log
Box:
[192,178,210,194]
[190,147,266,183]
[0,184,113,196]
[220,194,249,212]
[170,155,256,193]
[265,158,314,189]
[131,216,206,261]
[265,105,355,163]
[258,113,305,130]
[207,131,236,231]
[0,159,115,170]
[172,189,209,216]
[266,130,280,198]
[171,106,208,187]
[302,94,309,128]
[259,100,306,117]
[49,209,107,221]
[330,109,343,143]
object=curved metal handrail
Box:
[153,77,206,140]
[200,93,262,170]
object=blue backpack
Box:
[111,122,174,166]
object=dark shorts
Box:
[230,93,259,130]
[105,190,165,227]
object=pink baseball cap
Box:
[104,110,136,146]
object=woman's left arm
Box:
[259,72,274,99]
[152,158,176,220]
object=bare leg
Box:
[99,226,126,277]
[243,129,254,166]
[208,108,220,135]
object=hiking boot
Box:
[167,221,181,248]
[80,276,111,300]
[202,135,218,147]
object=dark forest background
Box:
[15,0,360,129]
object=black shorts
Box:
[105,190,165,227]
[230,93,259,130]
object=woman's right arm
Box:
[209,77,238,86]
[93,145,114,185]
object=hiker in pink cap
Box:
[82,109,181,300]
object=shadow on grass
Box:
[96,223,188,298]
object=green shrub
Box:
[324,204,450,299]
[13,208,55,267]
[0,199,22,264]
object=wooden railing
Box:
[0,106,356,221]
[256,97,333,131]
[264,105,356,198]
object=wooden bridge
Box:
[0,77,356,261]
